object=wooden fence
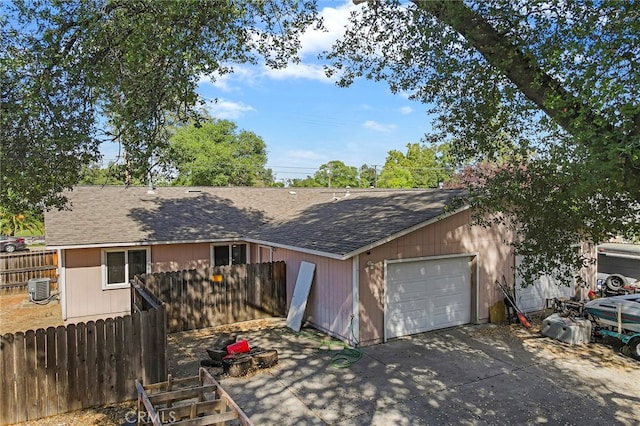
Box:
[139,261,287,334]
[0,304,166,425]
[0,250,58,293]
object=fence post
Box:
[1,333,17,425]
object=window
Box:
[212,244,247,266]
[102,247,150,289]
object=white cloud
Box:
[198,66,260,92]
[362,120,397,132]
[262,62,330,82]
[299,1,358,57]
[399,106,413,115]
[204,98,255,120]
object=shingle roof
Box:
[45,186,466,257]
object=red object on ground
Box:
[587,290,597,300]
[227,339,250,355]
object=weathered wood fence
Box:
[0,301,166,425]
[0,250,58,293]
[138,261,286,334]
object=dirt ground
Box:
[0,292,63,335]
[7,317,639,425]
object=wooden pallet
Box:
[135,367,253,426]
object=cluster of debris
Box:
[200,334,279,377]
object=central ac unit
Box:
[28,278,51,301]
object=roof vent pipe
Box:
[147,170,156,194]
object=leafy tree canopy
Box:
[378,143,453,188]
[1,0,318,212]
[327,0,640,285]
[164,118,272,187]
[289,160,364,188]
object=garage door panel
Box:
[386,256,471,339]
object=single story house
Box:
[45,185,573,346]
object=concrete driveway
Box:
[168,320,640,425]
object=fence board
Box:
[14,332,27,422]
[95,319,106,406]
[65,324,79,411]
[0,304,166,425]
[45,327,57,417]
[25,330,38,421]
[122,315,133,400]
[104,319,117,404]
[35,329,46,420]
[0,250,58,292]
[76,322,88,408]
[137,262,286,334]
[115,317,125,399]
[55,326,68,414]
[85,321,97,408]
[131,313,142,389]
[1,333,16,425]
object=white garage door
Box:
[385,256,472,340]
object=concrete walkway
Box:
[168,321,640,425]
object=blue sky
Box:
[101,1,433,183]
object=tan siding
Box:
[151,243,210,272]
[63,242,263,323]
[358,210,514,346]
[277,249,353,341]
[64,248,130,321]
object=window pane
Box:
[231,244,246,265]
[128,250,147,281]
[214,246,230,266]
[106,251,126,285]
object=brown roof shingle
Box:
[45,186,465,257]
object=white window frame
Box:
[101,247,151,290]
[258,245,273,263]
[210,243,250,266]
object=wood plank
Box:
[95,319,106,405]
[144,375,200,392]
[157,399,229,419]
[66,323,80,411]
[24,330,38,420]
[55,325,69,414]
[136,379,163,426]
[146,384,219,405]
[122,314,134,401]
[156,306,167,383]
[170,411,239,426]
[75,322,88,408]
[114,317,125,400]
[45,327,57,417]
[14,332,27,422]
[35,329,47,419]
[139,310,150,385]
[13,332,29,421]
[1,333,16,424]
[199,368,253,426]
[104,318,117,403]
[130,312,143,387]
[85,321,97,407]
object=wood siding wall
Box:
[358,210,515,345]
[0,306,166,425]
[275,249,354,342]
[62,243,254,323]
[0,250,58,294]
[139,262,286,334]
